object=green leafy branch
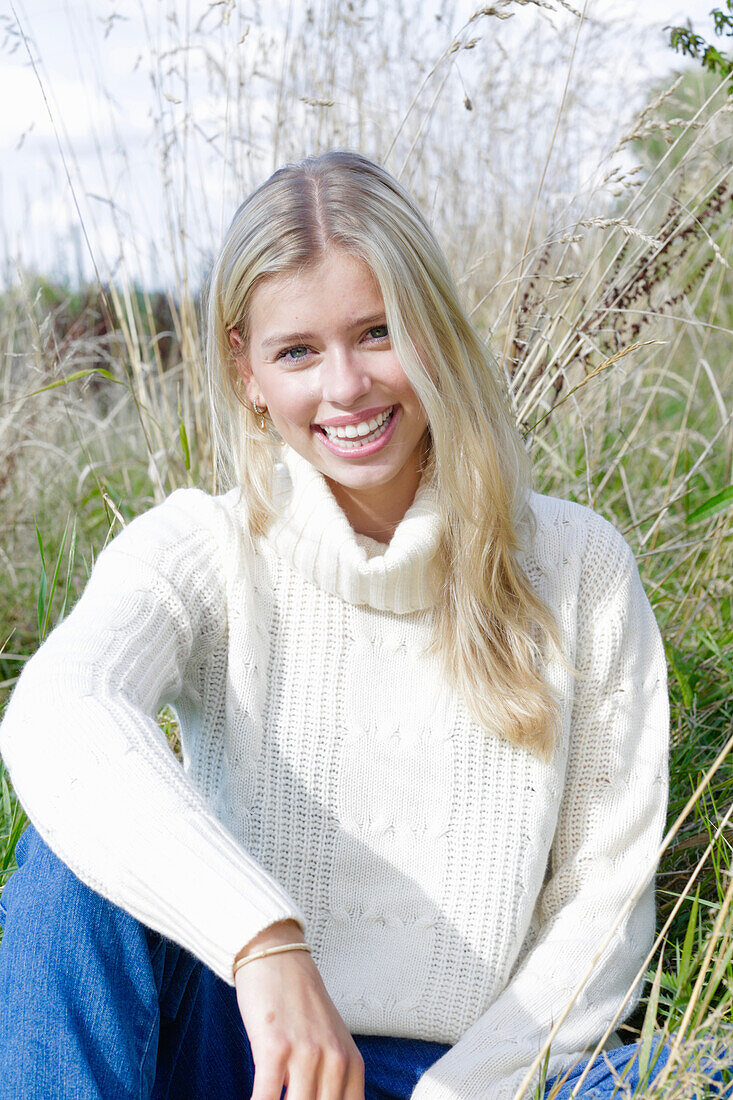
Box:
[667,2,733,88]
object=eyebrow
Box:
[259,312,387,351]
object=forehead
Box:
[249,250,383,328]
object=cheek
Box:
[384,357,420,399]
[261,377,316,425]
[390,368,424,412]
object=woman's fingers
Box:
[290,1041,326,1098]
[256,1039,358,1100]
[250,1052,287,1100]
[280,1042,323,1100]
[310,1040,354,1100]
[342,1045,366,1100]
[248,1031,365,1099]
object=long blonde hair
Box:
[205,150,562,758]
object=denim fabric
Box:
[544,1033,733,1099]
[1,824,731,1100]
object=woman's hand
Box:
[234,919,366,1100]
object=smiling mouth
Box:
[316,406,395,449]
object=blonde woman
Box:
[0,150,692,1100]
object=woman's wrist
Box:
[235,918,306,963]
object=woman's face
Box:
[230,248,430,537]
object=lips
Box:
[316,404,400,458]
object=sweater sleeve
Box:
[410,523,670,1100]
[0,489,307,985]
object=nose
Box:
[320,347,371,407]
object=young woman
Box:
[0,151,678,1100]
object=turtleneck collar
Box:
[265,444,442,613]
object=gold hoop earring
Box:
[252,402,267,432]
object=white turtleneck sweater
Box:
[0,444,669,1100]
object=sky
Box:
[1,0,722,289]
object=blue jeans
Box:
[545,1035,733,1099]
[0,824,730,1099]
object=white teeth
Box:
[321,407,394,448]
[322,407,393,441]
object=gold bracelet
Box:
[232,942,311,978]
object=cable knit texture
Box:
[0,443,669,1100]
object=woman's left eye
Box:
[367,325,389,341]
[278,345,310,362]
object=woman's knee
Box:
[2,822,97,926]
[0,822,204,1098]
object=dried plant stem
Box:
[653,869,733,1095]
[563,800,733,1099]
[511,729,733,1100]
[498,0,588,377]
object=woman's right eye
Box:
[278,345,309,362]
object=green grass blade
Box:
[35,524,47,642]
[666,643,694,708]
[690,911,733,1031]
[40,518,70,641]
[179,415,191,471]
[700,629,733,686]
[1,773,10,832]
[177,388,191,472]
[686,485,733,523]
[1,799,28,880]
[639,952,664,1084]
[1,368,124,408]
[680,890,701,988]
[58,518,78,624]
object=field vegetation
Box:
[1,2,732,1096]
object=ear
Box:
[228,328,261,406]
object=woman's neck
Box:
[325,482,408,543]
[324,435,430,543]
